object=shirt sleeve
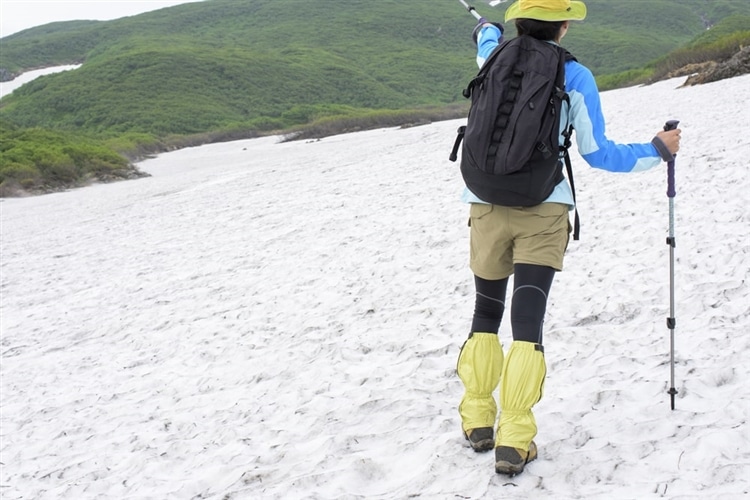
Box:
[476,25,503,68]
[565,62,662,172]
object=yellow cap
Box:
[504,0,587,22]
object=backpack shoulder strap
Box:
[558,47,581,240]
[462,38,513,99]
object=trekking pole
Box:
[664,119,679,410]
[456,1,508,22]
[457,0,483,20]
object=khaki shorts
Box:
[469,202,571,280]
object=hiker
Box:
[456,0,682,476]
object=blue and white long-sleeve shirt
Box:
[462,25,663,206]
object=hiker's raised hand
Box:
[472,18,502,45]
[472,18,489,45]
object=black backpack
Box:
[449,35,580,239]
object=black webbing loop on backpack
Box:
[487,70,523,169]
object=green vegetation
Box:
[281,103,470,142]
[596,16,750,90]
[0,0,748,195]
[0,122,136,195]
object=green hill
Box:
[1,0,749,194]
[0,121,145,197]
[3,0,749,134]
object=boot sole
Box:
[494,444,538,476]
[463,429,495,453]
[469,438,494,452]
[494,459,527,476]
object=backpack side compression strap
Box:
[563,148,580,241]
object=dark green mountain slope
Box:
[1,0,479,136]
[0,0,748,158]
[1,0,748,194]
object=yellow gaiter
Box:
[496,341,546,449]
[457,332,504,432]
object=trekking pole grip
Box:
[664,120,679,198]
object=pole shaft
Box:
[457,0,483,19]
[669,231,676,410]
[664,119,679,410]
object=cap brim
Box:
[504,1,587,22]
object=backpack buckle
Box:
[536,142,552,159]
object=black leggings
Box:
[471,264,556,344]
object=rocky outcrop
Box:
[683,46,750,86]
[0,68,16,82]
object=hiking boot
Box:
[464,427,494,452]
[494,441,537,476]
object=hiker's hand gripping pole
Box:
[664,119,679,410]
[457,0,483,20]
